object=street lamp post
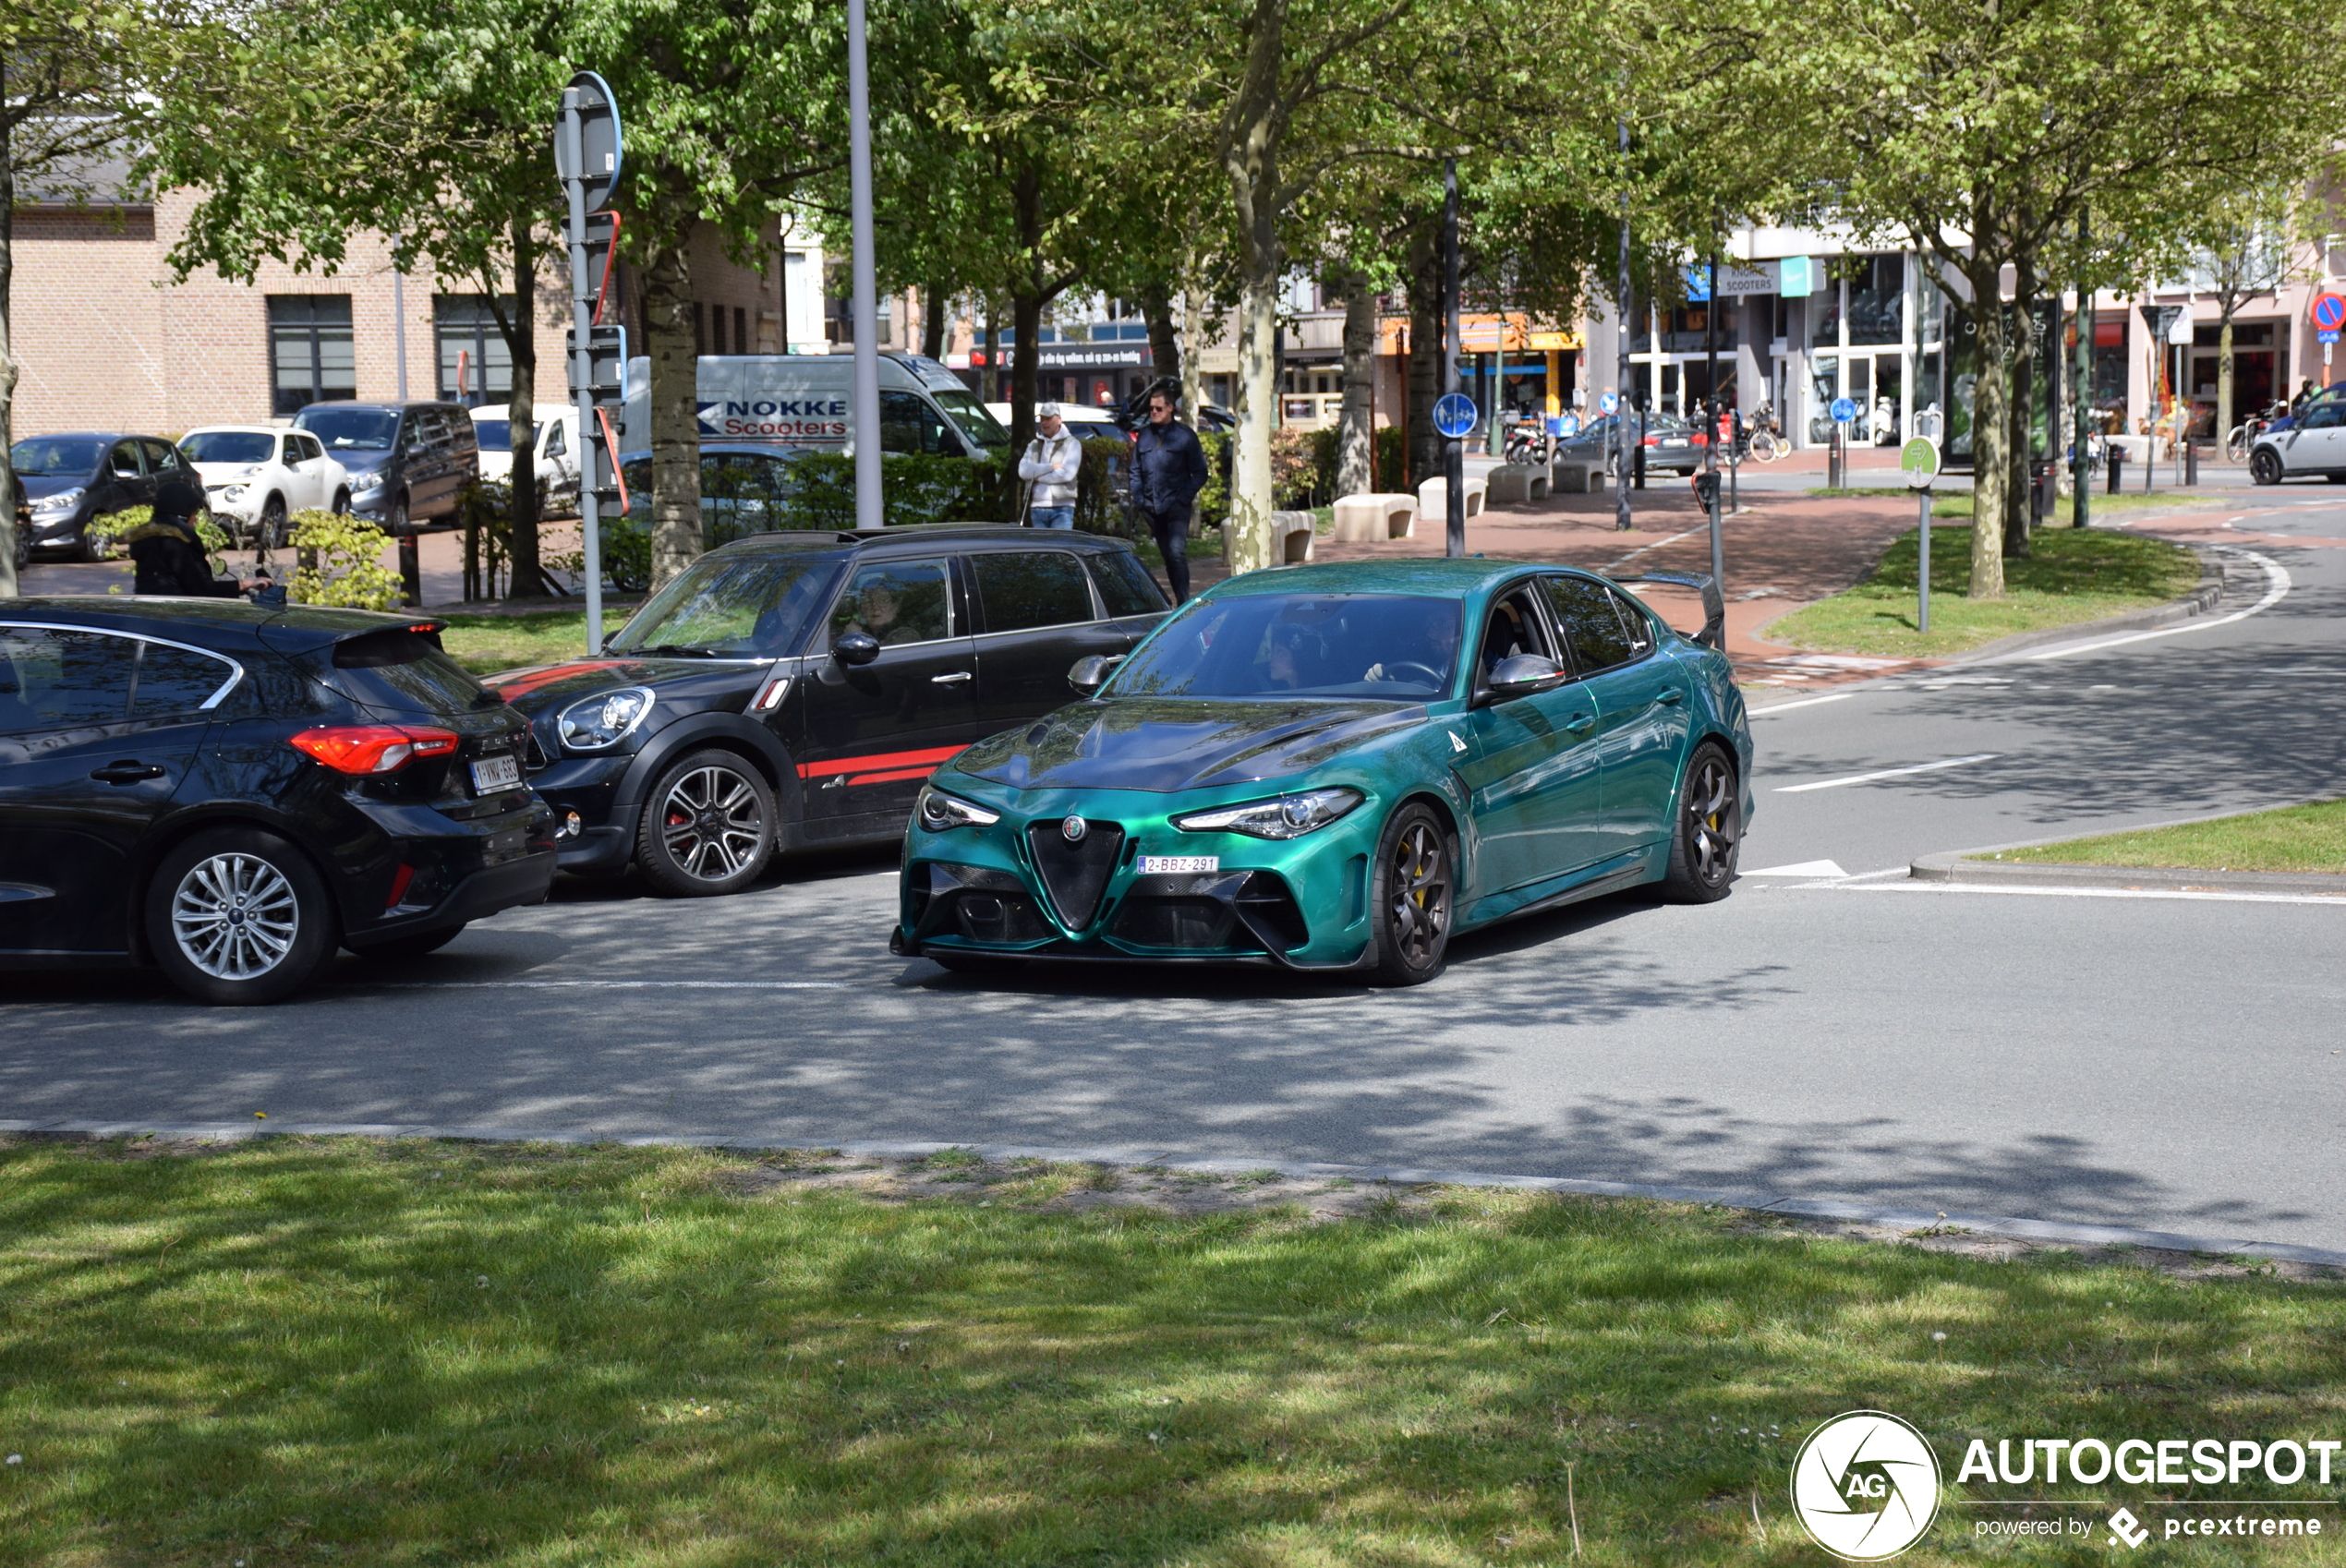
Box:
[846,0,882,530]
[1443,156,1465,558]
[1614,118,1632,531]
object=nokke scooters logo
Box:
[1790,1411,1942,1561]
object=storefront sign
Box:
[1684,262,1778,299]
[1034,343,1152,369]
[1777,256,1816,297]
[1527,332,1581,351]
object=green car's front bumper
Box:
[892,782,1385,971]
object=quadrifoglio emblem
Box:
[1790,1411,1942,1561]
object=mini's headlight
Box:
[557,687,654,751]
[31,487,82,513]
[917,788,1000,832]
[1174,786,1362,839]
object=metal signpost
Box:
[2315,294,2346,381]
[1901,435,1941,634]
[1433,392,1477,558]
[556,70,623,653]
[847,0,882,529]
[1829,396,1856,488]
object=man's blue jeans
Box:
[1031,505,1074,529]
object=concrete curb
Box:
[1951,547,2227,664]
[1911,803,2346,896]
[4,1118,2340,1270]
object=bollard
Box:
[2107,447,2123,495]
[2184,440,2199,487]
[398,535,423,608]
[1633,440,1647,489]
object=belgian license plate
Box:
[1138,855,1219,874]
[470,754,522,794]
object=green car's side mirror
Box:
[832,632,882,667]
[1483,653,1567,704]
[1069,653,1125,697]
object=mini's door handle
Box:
[1654,689,1686,706]
[930,670,973,684]
[1563,713,1595,734]
[90,761,165,784]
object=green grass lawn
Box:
[1804,488,2226,519]
[1994,798,2346,874]
[436,609,612,676]
[1763,525,2203,659]
[2,1137,2340,1566]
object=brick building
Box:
[10,186,827,438]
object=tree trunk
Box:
[1141,282,1179,393]
[502,219,545,599]
[2217,314,2235,453]
[1008,288,1042,457]
[1405,221,1443,489]
[1966,271,2011,598]
[1229,267,1278,573]
[2004,301,2032,560]
[0,55,18,599]
[1179,283,1205,421]
[921,286,945,360]
[1336,278,1374,498]
[642,235,702,588]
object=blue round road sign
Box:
[1830,396,1857,423]
[2313,293,2346,332]
[1433,392,1478,440]
[1599,392,1619,415]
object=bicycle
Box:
[2225,402,2289,463]
[1745,404,1787,462]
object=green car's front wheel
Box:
[1370,802,1454,986]
[1660,742,1741,903]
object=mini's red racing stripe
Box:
[796,744,965,781]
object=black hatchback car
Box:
[491,525,1170,895]
[9,432,200,561]
[0,598,555,1004]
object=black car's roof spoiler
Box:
[1622,572,1724,651]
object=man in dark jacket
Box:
[1127,388,1209,603]
[126,477,260,597]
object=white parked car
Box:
[984,402,1128,443]
[177,425,349,548]
[469,404,581,510]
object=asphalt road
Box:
[6,498,2342,1250]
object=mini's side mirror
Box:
[833,632,882,667]
[1483,653,1567,703]
[1068,653,1124,697]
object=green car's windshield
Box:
[608,555,839,657]
[1109,593,1461,700]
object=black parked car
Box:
[291,401,478,534]
[491,525,1170,895]
[0,598,555,1003]
[9,432,200,561]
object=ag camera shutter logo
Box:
[1790,1410,1942,1561]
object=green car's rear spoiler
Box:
[1623,572,1725,651]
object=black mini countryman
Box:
[491,525,1170,894]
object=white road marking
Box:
[1775,754,2000,793]
[1812,882,2346,908]
[1602,523,1712,573]
[2026,549,2292,660]
[1748,691,1858,716]
[347,980,855,991]
[1744,860,1849,877]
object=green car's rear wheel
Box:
[1370,802,1453,986]
[1659,742,1741,903]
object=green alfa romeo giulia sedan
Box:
[889,558,1751,985]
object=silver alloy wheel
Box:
[659,764,766,882]
[170,852,301,980]
[1684,753,1740,886]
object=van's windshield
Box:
[931,390,1010,450]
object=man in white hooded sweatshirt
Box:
[1018,403,1083,528]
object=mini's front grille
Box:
[1025,820,1125,930]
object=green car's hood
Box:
[954,697,1425,793]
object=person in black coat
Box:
[1127,387,1209,603]
[125,477,261,597]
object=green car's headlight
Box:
[1174,787,1362,840]
[918,787,1001,832]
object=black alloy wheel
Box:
[146,826,338,1005]
[635,748,776,897]
[259,494,288,551]
[2250,447,2283,486]
[1660,742,1741,903]
[1370,802,1453,986]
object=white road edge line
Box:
[1813,883,2346,908]
[340,980,856,991]
[2025,549,2292,660]
[1748,691,1858,716]
[1775,754,2000,793]
[1602,522,1712,573]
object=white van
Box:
[619,351,1009,459]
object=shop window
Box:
[1848,255,1904,345]
[434,296,514,404]
[268,296,356,416]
